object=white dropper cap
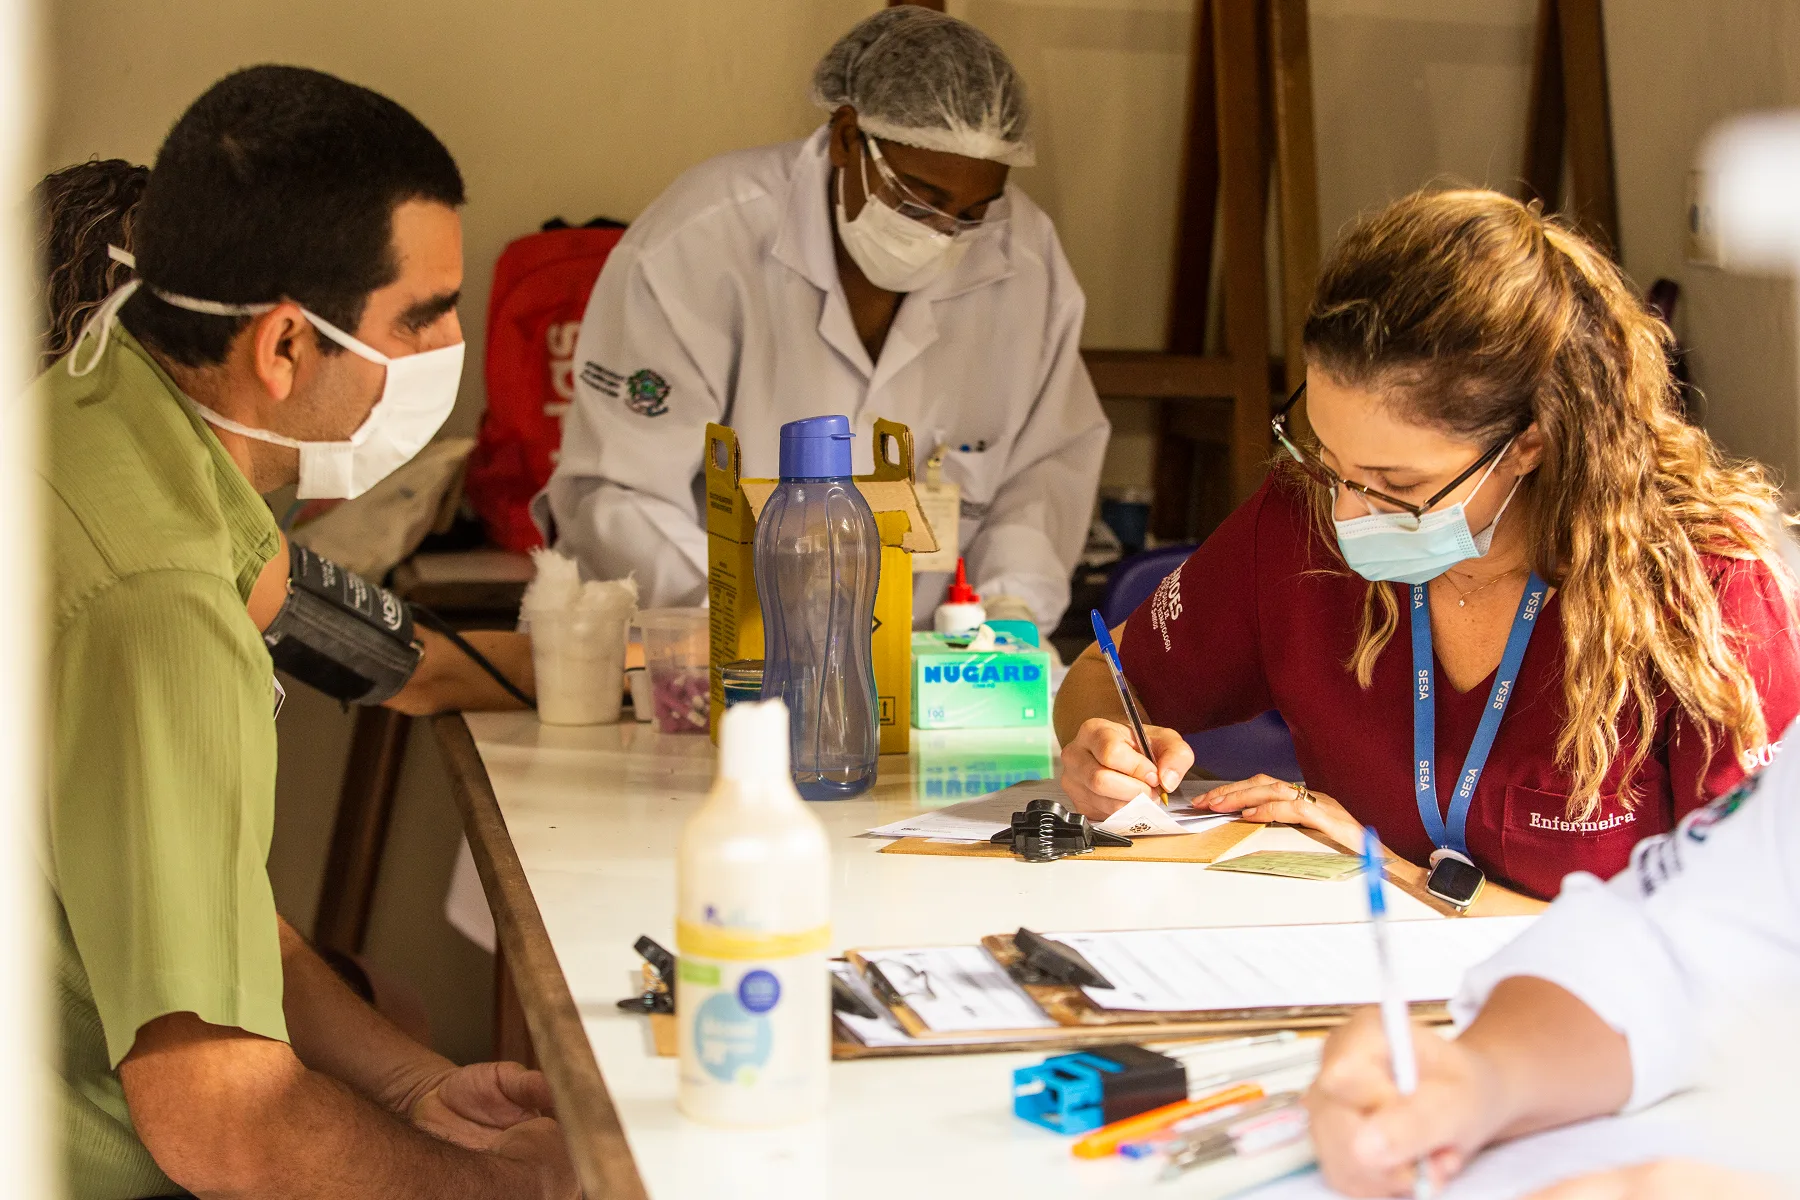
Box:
[717,698,793,785]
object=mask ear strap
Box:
[1471,437,1516,495]
[66,279,141,378]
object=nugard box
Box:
[911,632,1053,730]
[704,418,938,755]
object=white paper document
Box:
[1248,1112,1716,1200]
[865,778,1238,842]
[829,962,998,1048]
[854,945,1056,1033]
[1048,917,1537,1013]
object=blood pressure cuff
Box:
[263,545,423,706]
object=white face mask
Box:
[69,247,463,500]
[834,154,966,293]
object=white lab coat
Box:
[1450,719,1800,1112]
[535,127,1109,631]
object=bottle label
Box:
[692,987,776,1082]
[676,923,830,1101]
[676,920,830,960]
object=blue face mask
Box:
[1333,444,1520,585]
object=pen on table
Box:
[1069,1044,1320,1159]
[1363,826,1434,1200]
[1088,608,1169,806]
[1071,1082,1263,1159]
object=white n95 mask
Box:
[835,157,966,293]
[69,247,463,500]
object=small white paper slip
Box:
[1097,793,1223,837]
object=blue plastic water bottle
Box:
[755,416,881,800]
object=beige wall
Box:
[1608,0,1800,493]
[42,0,1800,1061]
[40,0,886,439]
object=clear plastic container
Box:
[635,608,711,734]
[530,607,629,725]
[755,416,880,800]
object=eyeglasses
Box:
[1271,382,1512,524]
[861,135,997,236]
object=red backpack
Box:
[464,218,627,552]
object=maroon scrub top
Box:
[1119,474,1800,899]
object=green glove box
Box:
[911,630,1053,729]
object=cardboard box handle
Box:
[869,417,915,483]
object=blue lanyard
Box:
[1410,573,1547,857]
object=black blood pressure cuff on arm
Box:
[263,545,423,706]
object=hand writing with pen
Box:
[1059,718,1362,851]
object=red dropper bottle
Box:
[945,558,980,605]
[934,557,987,635]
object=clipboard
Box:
[878,818,1261,864]
[836,940,1450,1058]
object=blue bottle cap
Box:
[779,415,854,480]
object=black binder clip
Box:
[990,797,1132,862]
[616,935,676,1015]
[1009,927,1115,989]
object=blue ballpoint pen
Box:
[1362,827,1433,1200]
[1088,609,1169,806]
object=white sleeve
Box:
[962,284,1108,632]
[536,241,721,606]
[1450,725,1800,1111]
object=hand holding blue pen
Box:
[1362,827,1435,1200]
[1088,609,1170,806]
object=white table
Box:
[437,713,1542,1200]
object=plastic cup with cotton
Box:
[523,550,637,726]
[530,608,628,725]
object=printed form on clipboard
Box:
[1046,918,1539,1013]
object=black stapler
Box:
[990,797,1132,862]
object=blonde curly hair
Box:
[1300,188,1791,820]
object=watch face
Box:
[1427,857,1485,908]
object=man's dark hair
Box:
[121,65,464,367]
[34,158,149,371]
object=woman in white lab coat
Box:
[536,7,1109,633]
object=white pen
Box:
[1362,826,1433,1200]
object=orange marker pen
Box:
[1070,1082,1265,1160]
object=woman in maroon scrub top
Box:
[1056,189,1800,900]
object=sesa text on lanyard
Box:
[1410,572,1548,857]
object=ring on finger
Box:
[1291,782,1315,805]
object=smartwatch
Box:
[1425,848,1486,911]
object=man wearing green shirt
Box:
[45,66,576,1199]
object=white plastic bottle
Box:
[676,698,831,1126]
[933,556,987,637]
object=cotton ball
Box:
[522,547,583,618]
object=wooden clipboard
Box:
[878,818,1261,864]
[834,940,1450,1059]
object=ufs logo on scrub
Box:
[625,368,671,417]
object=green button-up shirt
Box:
[44,325,287,1199]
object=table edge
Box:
[432,712,651,1200]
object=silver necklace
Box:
[1442,566,1525,608]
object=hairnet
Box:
[810,8,1034,168]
